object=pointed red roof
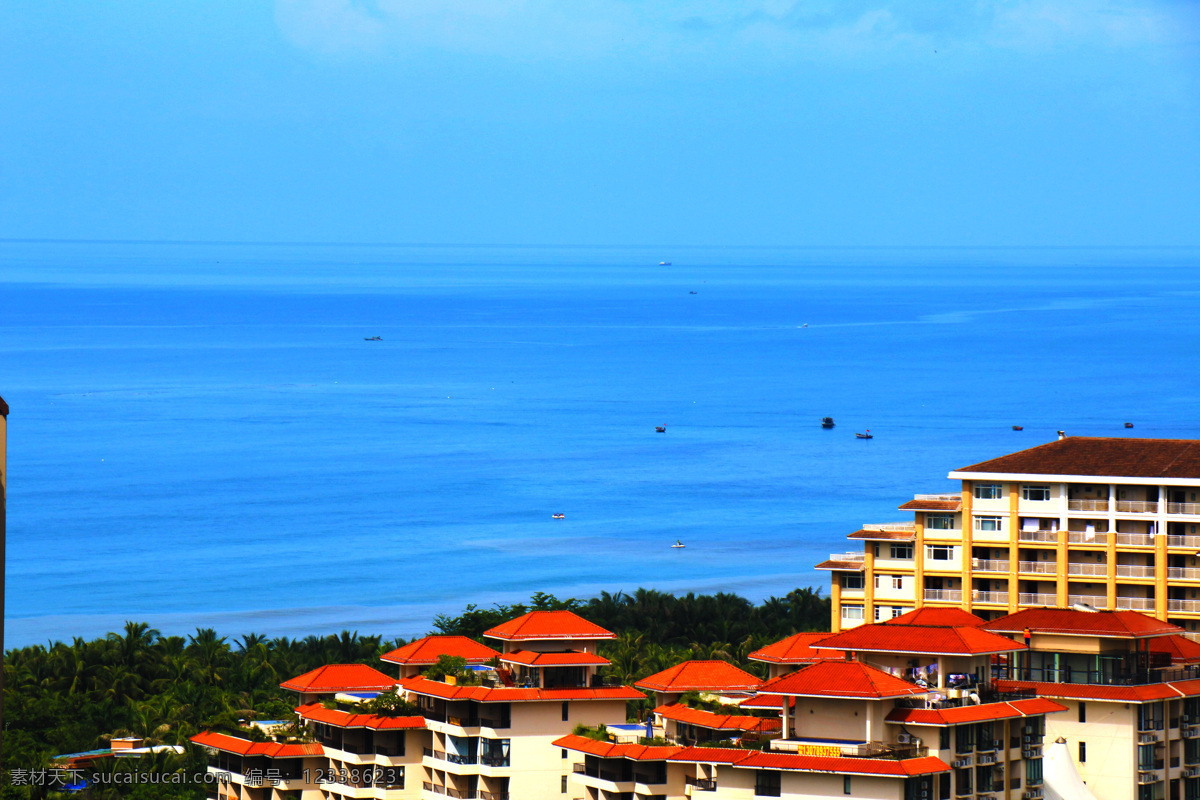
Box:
[664,746,950,776]
[634,660,762,694]
[294,703,426,730]
[400,675,645,703]
[885,698,1067,726]
[655,703,780,733]
[380,636,499,666]
[552,735,682,761]
[953,437,1200,479]
[757,660,925,700]
[499,650,610,667]
[1149,634,1200,665]
[191,731,324,757]
[280,664,397,693]
[981,608,1182,639]
[749,632,840,665]
[813,624,1025,656]
[483,610,616,641]
[883,607,986,627]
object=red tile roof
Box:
[898,499,962,511]
[981,608,1182,639]
[952,437,1200,479]
[885,698,1067,726]
[191,731,324,758]
[758,660,925,700]
[655,703,781,733]
[483,610,616,641]
[1150,635,1200,665]
[499,650,610,667]
[552,734,682,761]
[994,680,1186,703]
[665,747,950,776]
[294,703,425,730]
[749,632,839,664]
[280,664,398,693]
[846,529,916,541]
[814,559,865,571]
[635,660,762,694]
[400,675,644,703]
[813,624,1025,656]
[738,694,792,710]
[380,636,499,666]
[883,608,986,628]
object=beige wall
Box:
[506,699,627,800]
[1043,699,1136,800]
[709,764,906,799]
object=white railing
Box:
[1169,568,1200,581]
[1019,593,1057,606]
[974,559,1010,572]
[1067,531,1109,545]
[1115,533,1156,547]
[974,591,1009,605]
[1116,501,1158,514]
[1168,503,1200,516]
[1068,595,1109,609]
[862,522,916,531]
[829,551,866,562]
[1068,499,1109,511]
[1169,599,1200,613]
[1114,597,1156,611]
[1019,530,1058,543]
[1066,562,1108,577]
[924,589,963,602]
[1168,536,1200,549]
[1019,561,1057,575]
[1115,564,1156,579]
[915,494,960,501]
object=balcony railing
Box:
[1067,531,1109,545]
[1066,562,1107,577]
[1067,595,1108,609]
[1068,499,1109,511]
[973,591,1009,605]
[830,551,866,562]
[1168,536,1200,549]
[1168,599,1200,613]
[1019,530,1058,543]
[1020,561,1057,575]
[1115,597,1157,611]
[478,793,509,800]
[974,560,1010,573]
[479,754,510,768]
[1115,565,1156,579]
[1117,501,1158,514]
[1168,503,1200,516]
[1019,593,1057,606]
[994,663,1200,686]
[685,776,717,791]
[423,748,477,765]
[573,763,628,783]
[925,589,963,602]
[863,522,917,532]
[1115,533,1156,547]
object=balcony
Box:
[1019,530,1057,543]
[1067,531,1108,545]
[974,591,1009,605]
[1168,599,1200,613]
[1115,597,1156,611]
[1068,499,1109,512]
[685,776,717,792]
[864,522,917,532]
[423,748,477,766]
[1169,536,1200,550]
[1066,562,1107,577]
[1019,593,1057,605]
[573,763,629,784]
[830,551,865,562]
[1067,595,1107,609]
[974,560,1010,573]
[925,589,963,602]
[1117,501,1158,514]
[1115,565,1156,579]
[421,783,473,799]
[1115,533,1156,547]
[1019,561,1057,575]
[1168,503,1200,516]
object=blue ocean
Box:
[3,242,1199,647]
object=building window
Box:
[926,515,955,530]
[1079,742,1086,763]
[844,775,852,795]
[892,543,913,559]
[562,701,569,721]
[755,770,782,797]
[974,516,1003,532]
[1022,485,1051,501]
[893,577,904,589]
[974,484,1003,500]
[891,606,904,618]
[927,545,954,561]
[842,574,864,590]
[561,775,568,794]
[1079,702,1086,723]
[842,605,864,620]
[561,748,567,759]
[1026,756,1043,786]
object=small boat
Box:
[689,291,697,295]
[822,417,835,429]
[856,430,873,439]
[655,426,666,433]
[1125,422,1134,428]
[671,540,686,549]
[659,261,672,266]
[364,336,382,341]
[1012,425,1023,431]
[552,513,565,520]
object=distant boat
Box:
[552,513,565,520]
[659,261,672,266]
[1012,425,1023,431]
[689,291,697,295]
[1125,422,1134,428]
[655,426,666,433]
[856,430,873,439]
[822,417,835,429]
[671,540,686,549]
[364,336,382,341]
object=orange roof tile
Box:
[499,650,610,667]
[883,608,986,628]
[758,660,925,700]
[1150,635,1200,665]
[981,608,1182,639]
[483,610,616,641]
[552,734,682,761]
[655,703,780,733]
[380,636,499,666]
[294,703,425,730]
[813,624,1025,656]
[898,499,962,511]
[846,529,916,541]
[952,437,1200,479]
[885,698,1067,726]
[635,660,762,694]
[814,559,866,571]
[738,694,792,710]
[665,747,950,776]
[280,664,397,693]
[994,679,1184,703]
[749,632,840,664]
[400,675,644,703]
[191,731,324,758]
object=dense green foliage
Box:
[3,586,829,799]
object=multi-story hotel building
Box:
[819,437,1200,632]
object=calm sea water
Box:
[3,242,1199,647]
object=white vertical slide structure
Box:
[1043,737,1100,800]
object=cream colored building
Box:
[820,436,1200,633]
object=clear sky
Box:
[2,1,1198,246]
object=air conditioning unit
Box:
[897,733,911,744]
[1139,732,1158,744]
[1023,734,1033,743]
[1024,790,1043,800]
[1183,767,1200,778]
[952,757,972,768]
[977,754,996,765]
[993,740,1004,751]
[918,790,929,799]
[1023,749,1040,759]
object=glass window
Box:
[842,574,864,590]
[1022,485,1051,501]
[928,545,954,561]
[893,577,904,589]
[926,515,955,530]
[844,775,852,795]
[1078,742,1086,763]
[892,544,914,559]
[975,516,1003,532]
[974,483,1004,500]
[842,605,864,620]
[755,770,782,797]
[1025,757,1043,785]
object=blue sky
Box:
[1,1,1197,245]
